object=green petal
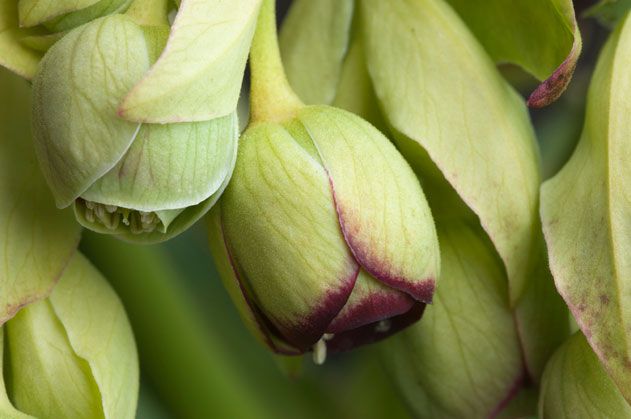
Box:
[585,0,631,28]
[32,14,152,207]
[118,0,262,123]
[222,122,358,349]
[361,0,541,304]
[81,112,237,212]
[539,333,631,418]
[5,297,105,419]
[298,106,439,302]
[383,222,523,418]
[17,0,100,27]
[541,13,631,402]
[42,0,133,33]
[279,0,354,105]
[49,253,139,419]
[0,329,33,418]
[0,0,42,79]
[0,67,80,325]
[444,0,581,107]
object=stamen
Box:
[312,337,328,365]
[375,319,391,333]
[80,200,163,234]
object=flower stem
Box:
[249,0,303,123]
[125,0,169,27]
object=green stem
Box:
[249,0,303,123]
[125,0,169,27]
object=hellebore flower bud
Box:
[32,14,238,243]
[208,0,439,361]
[0,253,138,419]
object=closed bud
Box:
[0,253,138,419]
[32,14,238,243]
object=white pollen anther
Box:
[375,319,391,333]
[312,338,328,365]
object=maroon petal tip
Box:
[325,303,426,353]
[527,43,580,108]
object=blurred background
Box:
[78,1,611,418]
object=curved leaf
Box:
[0,0,42,79]
[541,13,631,402]
[361,0,541,303]
[444,0,581,107]
[0,67,80,326]
[279,0,354,105]
[539,333,631,418]
[118,0,262,123]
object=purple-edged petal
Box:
[207,206,300,355]
[221,122,360,351]
[327,303,426,353]
[327,269,415,334]
[527,39,581,108]
[297,106,439,303]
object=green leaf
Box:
[279,0,354,105]
[118,0,262,123]
[4,252,138,419]
[0,67,80,326]
[0,0,42,79]
[17,0,100,27]
[539,333,631,418]
[585,0,631,28]
[361,0,541,304]
[444,0,581,107]
[383,221,523,418]
[541,12,631,402]
[32,14,153,207]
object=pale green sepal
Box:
[279,0,353,105]
[5,298,105,419]
[0,0,42,79]
[17,0,100,27]
[541,14,631,402]
[539,333,631,419]
[297,106,439,300]
[361,0,541,304]
[444,0,579,87]
[221,122,358,335]
[118,0,262,123]
[32,15,151,208]
[0,67,80,326]
[43,0,133,33]
[81,113,237,212]
[48,253,139,419]
[382,221,523,418]
[0,330,33,419]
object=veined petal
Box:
[32,15,151,207]
[221,122,358,350]
[118,0,262,123]
[17,0,100,27]
[297,106,439,303]
[81,112,238,212]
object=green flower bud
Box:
[0,253,138,419]
[209,0,439,361]
[32,14,238,243]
